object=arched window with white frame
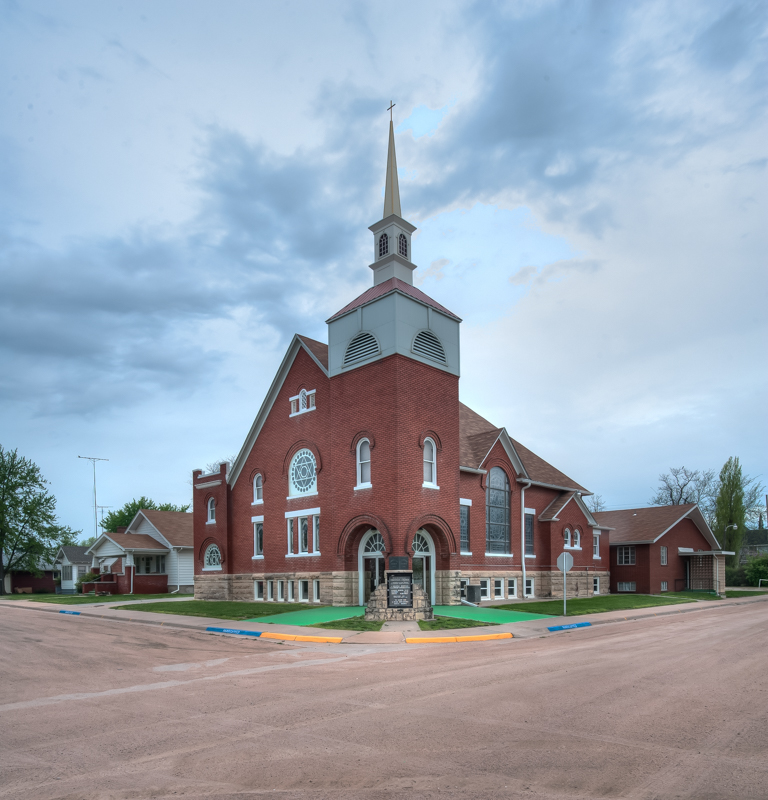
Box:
[378,233,389,258]
[207,497,216,523]
[398,233,408,258]
[423,438,437,487]
[203,543,221,571]
[253,474,263,504]
[356,439,371,487]
[572,529,581,548]
[564,528,572,547]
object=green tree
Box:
[744,555,768,587]
[713,457,747,567]
[99,497,190,533]
[0,445,79,595]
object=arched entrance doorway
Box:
[411,529,435,605]
[358,529,386,605]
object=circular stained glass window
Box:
[290,449,317,494]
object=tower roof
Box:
[383,119,402,218]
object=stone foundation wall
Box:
[196,572,336,603]
[435,570,461,605]
[332,571,358,606]
[364,582,433,621]
[459,569,610,599]
[195,573,233,600]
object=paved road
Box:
[1,602,766,799]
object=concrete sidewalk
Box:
[3,593,767,645]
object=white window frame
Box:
[355,438,372,489]
[254,580,264,600]
[299,580,309,602]
[278,581,285,601]
[313,514,320,553]
[252,474,263,505]
[202,544,222,572]
[267,580,274,601]
[288,580,295,602]
[460,498,472,554]
[289,389,316,417]
[287,448,318,499]
[661,581,668,592]
[565,528,581,550]
[660,545,668,566]
[507,578,518,599]
[422,437,438,489]
[493,578,504,599]
[299,516,309,554]
[479,578,489,599]
[286,518,294,555]
[524,577,535,598]
[206,497,216,524]
[252,516,264,559]
[617,581,636,592]
[284,508,322,557]
[593,532,601,559]
[593,576,600,595]
[313,579,321,603]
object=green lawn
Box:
[725,590,768,598]
[112,600,318,620]
[661,591,722,601]
[496,594,697,617]
[17,593,177,605]
[419,616,500,631]
[311,617,384,632]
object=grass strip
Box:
[419,616,500,631]
[495,594,696,616]
[310,617,384,632]
[725,590,768,598]
[112,600,318,620]
[22,593,177,605]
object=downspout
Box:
[169,547,180,593]
[130,553,134,595]
[520,480,532,596]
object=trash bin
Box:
[466,584,482,604]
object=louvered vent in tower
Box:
[343,332,380,366]
[413,330,446,364]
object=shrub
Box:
[75,571,99,592]
[725,565,748,587]
[744,555,768,587]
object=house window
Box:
[379,233,388,257]
[660,546,668,566]
[62,565,73,581]
[525,513,534,555]
[289,449,317,496]
[617,581,636,592]
[255,581,264,600]
[565,528,581,549]
[593,577,600,595]
[203,544,222,571]
[313,515,320,552]
[313,579,320,602]
[299,517,309,553]
[593,534,600,558]
[423,438,437,486]
[460,504,470,552]
[356,439,371,487]
[253,474,263,504]
[486,467,510,553]
[299,580,309,601]
[207,498,216,523]
[158,555,166,573]
[507,578,517,599]
[287,519,294,555]
[288,581,295,602]
[661,581,668,592]
[254,522,263,556]
[493,578,504,599]
[278,581,285,601]
[479,579,489,599]
[617,546,636,565]
[267,580,274,601]
[524,578,534,598]
[398,232,408,258]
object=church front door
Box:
[363,557,385,602]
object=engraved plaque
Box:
[389,556,409,571]
[387,572,413,608]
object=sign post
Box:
[556,551,574,617]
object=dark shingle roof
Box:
[593,505,697,544]
[58,545,92,564]
[140,510,193,547]
[539,492,577,522]
[102,532,168,551]
[297,335,329,370]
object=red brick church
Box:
[193,120,610,606]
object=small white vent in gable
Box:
[412,330,446,364]
[343,332,380,366]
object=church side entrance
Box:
[411,529,435,605]
[358,530,386,605]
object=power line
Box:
[78,456,108,543]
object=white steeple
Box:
[369,108,417,286]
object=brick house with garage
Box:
[593,504,731,596]
[193,120,609,606]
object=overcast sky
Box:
[1,0,766,541]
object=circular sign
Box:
[557,552,574,573]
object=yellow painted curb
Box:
[259,631,343,644]
[406,632,513,644]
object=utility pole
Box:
[78,456,108,543]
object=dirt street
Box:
[1,602,766,799]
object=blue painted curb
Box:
[206,626,262,637]
[59,610,81,615]
[547,621,591,632]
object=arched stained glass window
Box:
[398,233,408,258]
[204,544,222,570]
[486,467,510,554]
[289,449,317,496]
[379,233,389,258]
[364,531,386,554]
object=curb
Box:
[405,632,513,644]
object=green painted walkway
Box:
[433,605,553,623]
[248,606,365,626]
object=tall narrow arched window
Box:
[423,438,437,486]
[378,233,389,258]
[486,467,510,553]
[300,389,308,411]
[398,233,408,258]
[207,497,216,523]
[253,474,263,504]
[564,528,572,547]
[356,439,371,487]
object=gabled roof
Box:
[326,277,460,323]
[228,334,329,487]
[539,492,577,522]
[90,532,169,553]
[593,504,722,549]
[458,403,589,493]
[56,545,92,565]
[131,510,193,547]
